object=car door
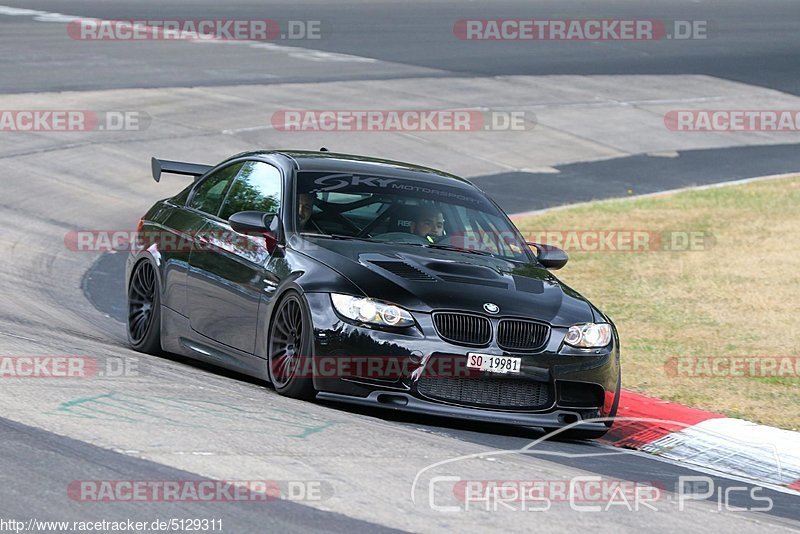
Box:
[160,162,243,316]
[187,160,283,354]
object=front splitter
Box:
[316,390,607,431]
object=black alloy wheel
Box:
[127,260,162,354]
[268,292,316,399]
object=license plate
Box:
[467,353,521,374]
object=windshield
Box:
[295,171,532,262]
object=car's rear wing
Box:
[151,157,213,183]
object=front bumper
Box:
[304,293,620,427]
[316,390,610,430]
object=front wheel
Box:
[127,259,162,354]
[267,292,316,400]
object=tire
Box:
[267,291,316,400]
[127,259,162,354]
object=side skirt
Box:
[161,305,269,381]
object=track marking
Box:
[0,5,378,64]
[0,331,39,342]
[510,171,800,217]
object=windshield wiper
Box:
[305,235,497,256]
[303,233,385,243]
[427,243,496,257]
[396,241,496,257]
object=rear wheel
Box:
[127,260,162,354]
[268,292,316,400]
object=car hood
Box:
[299,237,596,326]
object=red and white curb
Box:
[602,391,800,491]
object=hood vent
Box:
[438,275,508,289]
[512,275,544,294]
[369,260,436,282]
[424,261,501,279]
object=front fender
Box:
[254,248,364,361]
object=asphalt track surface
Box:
[472,143,800,214]
[0,417,401,533]
[1,0,799,95]
[2,1,800,532]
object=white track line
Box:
[510,171,799,217]
[0,5,378,63]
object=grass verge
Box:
[513,176,800,430]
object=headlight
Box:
[331,294,415,328]
[564,323,612,348]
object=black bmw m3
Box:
[127,150,620,439]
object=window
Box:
[218,161,282,220]
[317,193,384,225]
[189,162,243,215]
[296,171,531,262]
[451,204,525,259]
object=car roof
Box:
[226,149,478,190]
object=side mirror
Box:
[527,242,568,270]
[229,211,280,253]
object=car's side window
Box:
[218,161,282,220]
[188,162,244,215]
